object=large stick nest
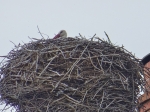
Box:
[0,36,144,112]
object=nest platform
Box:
[0,37,144,112]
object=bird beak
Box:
[53,34,60,39]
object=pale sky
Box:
[0,0,150,111]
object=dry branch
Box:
[0,36,144,112]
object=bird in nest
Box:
[53,30,67,39]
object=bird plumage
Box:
[53,30,67,39]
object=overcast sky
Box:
[0,0,150,111]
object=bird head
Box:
[53,30,67,39]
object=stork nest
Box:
[0,36,144,112]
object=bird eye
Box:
[60,31,63,34]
